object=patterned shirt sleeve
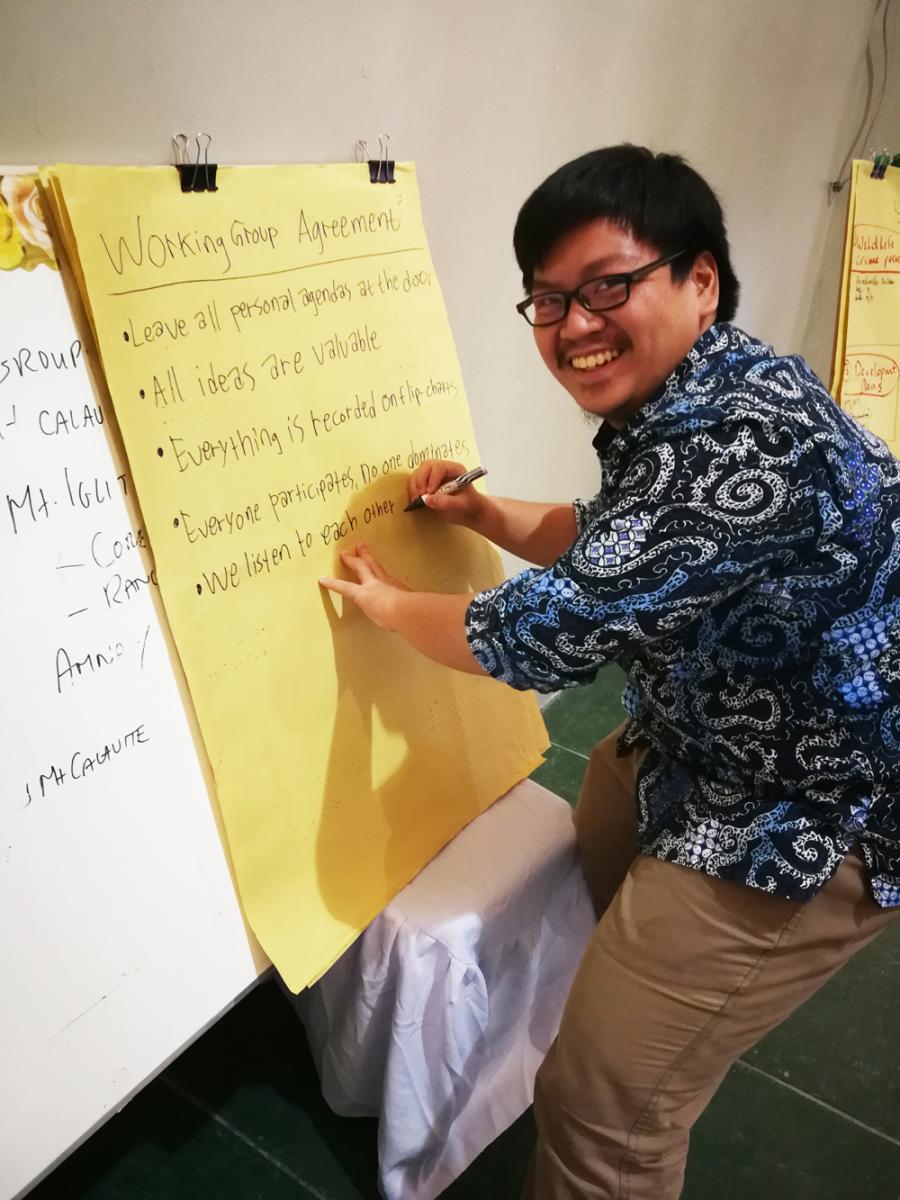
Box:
[465,423,822,691]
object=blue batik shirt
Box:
[465,323,900,906]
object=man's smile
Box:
[569,347,623,371]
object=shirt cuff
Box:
[464,573,553,691]
[464,570,579,694]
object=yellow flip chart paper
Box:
[48,164,548,991]
[832,160,900,452]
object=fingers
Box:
[320,544,405,627]
[318,547,369,591]
[420,488,475,524]
[352,544,387,583]
[320,543,380,585]
[318,576,357,597]
[425,461,453,494]
[345,542,378,574]
[408,459,465,502]
[421,490,449,511]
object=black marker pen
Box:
[404,466,488,512]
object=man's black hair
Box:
[513,144,740,322]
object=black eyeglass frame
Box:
[516,249,688,327]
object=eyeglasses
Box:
[516,250,687,327]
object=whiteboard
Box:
[0,205,264,1200]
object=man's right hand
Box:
[407,460,577,566]
[407,460,487,527]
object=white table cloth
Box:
[293,778,596,1200]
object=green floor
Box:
[30,667,900,1199]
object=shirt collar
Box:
[591,323,769,458]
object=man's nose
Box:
[559,296,608,340]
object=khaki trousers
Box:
[523,725,898,1199]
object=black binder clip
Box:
[357,133,395,184]
[173,132,218,193]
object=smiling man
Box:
[320,145,900,1199]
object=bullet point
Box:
[196,583,202,595]
[157,447,163,457]
[173,517,180,528]
[123,330,129,342]
[139,388,145,399]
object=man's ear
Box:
[692,251,719,321]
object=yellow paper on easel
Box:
[832,160,900,453]
[46,163,548,991]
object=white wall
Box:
[3,0,895,565]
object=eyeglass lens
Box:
[526,276,629,326]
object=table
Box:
[293,778,596,1199]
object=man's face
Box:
[530,218,719,427]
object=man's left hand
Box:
[319,542,409,630]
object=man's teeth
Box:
[571,349,621,370]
